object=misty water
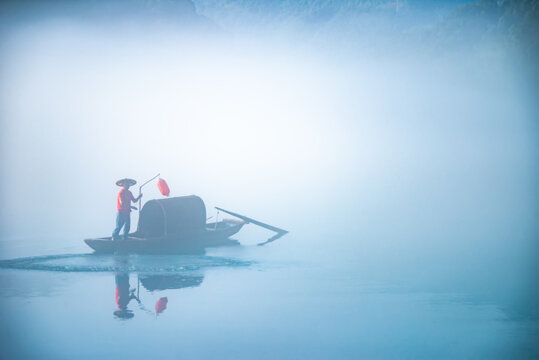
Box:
[1,1,538,359]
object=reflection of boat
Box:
[85,196,245,254]
[139,274,204,291]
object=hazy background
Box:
[0,0,537,357]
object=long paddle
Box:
[214,207,288,245]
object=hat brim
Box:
[113,309,134,319]
[116,178,137,187]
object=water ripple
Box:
[0,254,253,273]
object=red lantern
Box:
[155,297,168,314]
[157,178,170,197]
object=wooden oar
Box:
[215,207,288,245]
[256,232,288,246]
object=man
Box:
[112,178,142,240]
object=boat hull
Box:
[84,220,244,254]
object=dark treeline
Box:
[2,0,537,53]
[432,0,539,87]
[0,0,204,25]
[1,0,537,90]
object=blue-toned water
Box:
[0,226,537,359]
[0,254,252,272]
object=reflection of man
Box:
[113,273,138,319]
[112,178,142,240]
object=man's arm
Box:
[132,193,142,202]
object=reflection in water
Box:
[112,272,205,320]
[0,252,250,321]
[113,273,138,319]
[110,255,207,320]
[155,297,168,314]
[139,274,204,291]
[113,256,139,320]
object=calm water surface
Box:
[0,229,537,360]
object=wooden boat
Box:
[84,195,287,254]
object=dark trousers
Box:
[112,211,131,240]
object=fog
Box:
[0,0,537,344]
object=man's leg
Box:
[123,213,131,240]
[112,212,125,240]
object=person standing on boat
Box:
[112,178,142,240]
